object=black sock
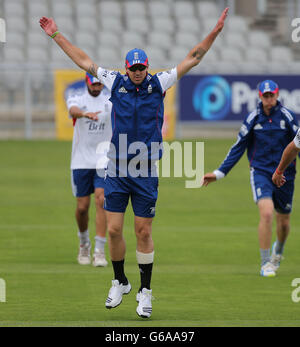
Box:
[112,260,128,285]
[138,263,153,292]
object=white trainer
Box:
[77,242,91,265]
[92,249,108,267]
[105,280,131,309]
[136,288,153,318]
[270,242,284,271]
[260,262,276,277]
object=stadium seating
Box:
[0,0,298,96]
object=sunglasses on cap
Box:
[128,65,147,72]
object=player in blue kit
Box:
[40,7,229,317]
[203,80,299,277]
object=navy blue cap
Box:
[259,80,279,95]
[86,72,101,84]
[125,48,148,68]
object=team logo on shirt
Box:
[280,120,286,129]
[148,85,152,94]
[85,120,105,132]
[254,123,263,130]
[118,86,128,93]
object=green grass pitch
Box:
[0,139,300,327]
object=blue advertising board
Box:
[178,75,300,122]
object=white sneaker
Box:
[270,242,284,271]
[77,242,91,265]
[136,288,153,318]
[92,249,108,267]
[260,262,276,277]
[105,280,131,309]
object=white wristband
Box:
[213,170,225,180]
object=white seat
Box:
[169,47,188,63]
[52,3,73,17]
[267,62,290,74]
[248,30,272,49]
[245,48,268,63]
[220,47,243,62]
[202,17,219,35]
[240,62,268,74]
[144,46,167,69]
[50,45,75,66]
[28,2,49,17]
[75,2,96,17]
[54,16,74,35]
[197,1,219,18]
[288,62,300,74]
[174,32,199,49]
[226,16,249,34]
[6,17,27,33]
[4,2,25,17]
[3,47,25,63]
[29,70,49,91]
[215,62,241,74]
[224,32,247,51]
[270,46,293,62]
[77,17,98,33]
[174,1,195,18]
[151,18,175,35]
[121,31,144,48]
[3,70,24,91]
[101,17,123,34]
[177,17,201,35]
[147,31,172,50]
[27,30,49,49]
[203,49,219,63]
[75,32,96,50]
[5,32,25,49]
[124,1,147,17]
[27,48,49,63]
[148,1,171,18]
[98,31,121,50]
[97,47,122,69]
[98,1,122,17]
[125,17,150,35]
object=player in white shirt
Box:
[67,72,112,267]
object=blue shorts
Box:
[104,176,158,218]
[250,168,294,214]
[71,169,105,197]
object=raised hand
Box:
[39,17,58,37]
[215,7,229,32]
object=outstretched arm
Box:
[272,141,300,187]
[39,17,98,77]
[177,7,229,80]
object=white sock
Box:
[78,230,90,245]
[95,236,106,252]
